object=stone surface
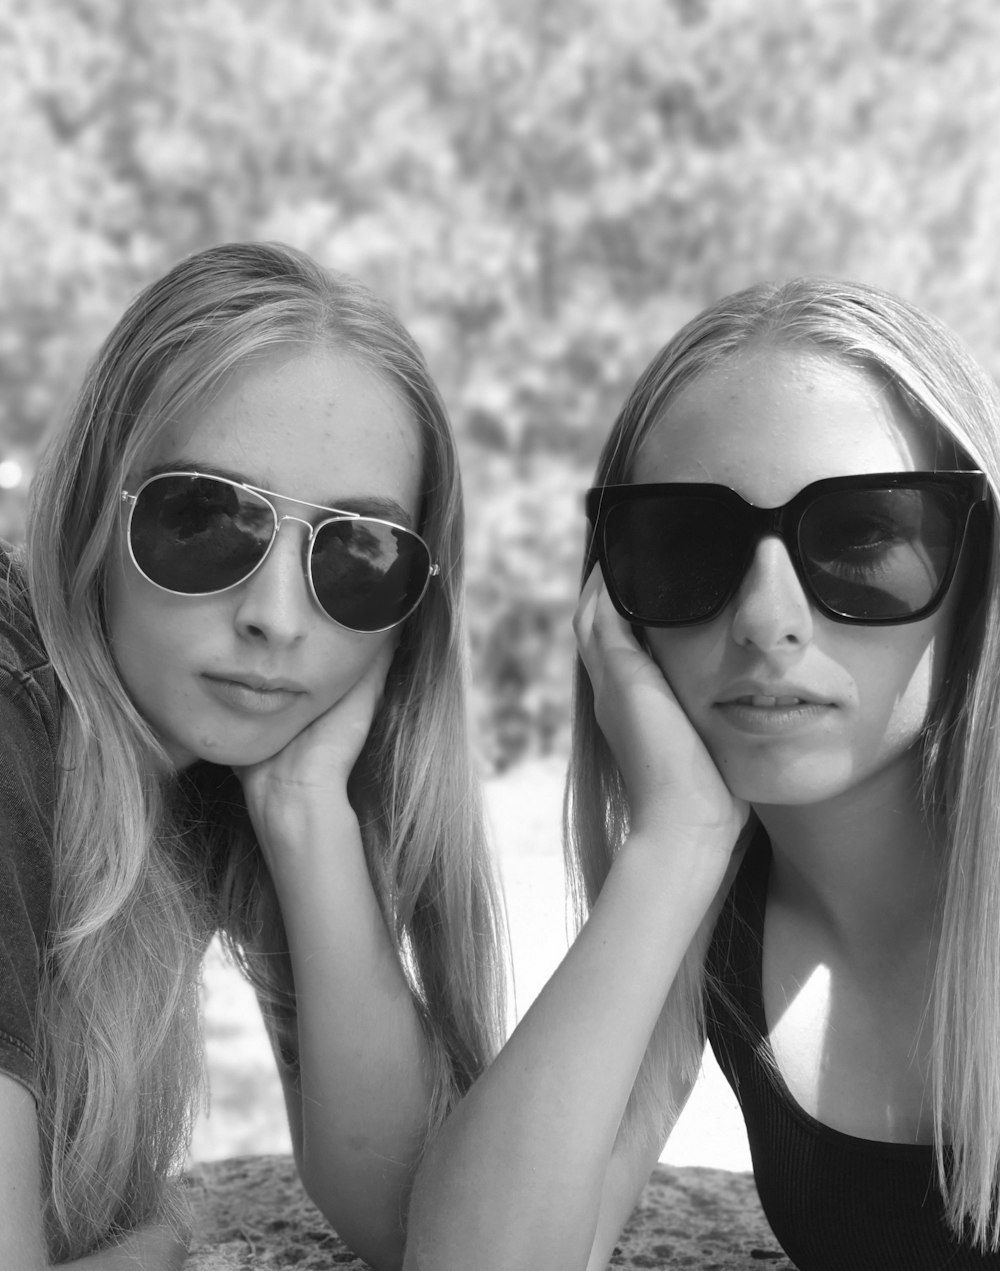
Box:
[182,1156,795,1268]
[183,1157,353,1270]
[610,1165,795,1269]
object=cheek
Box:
[306,628,395,706]
[105,557,160,685]
[106,553,184,656]
[851,565,960,732]
[645,626,724,712]
[106,587,194,739]
[860,629,950,753]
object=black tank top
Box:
[705,834,1000,1269]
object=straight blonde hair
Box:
[26,241,506,1260]
[566,276,1000,1250]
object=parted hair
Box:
[565,276,1000,1250]
[25,240,506,1260]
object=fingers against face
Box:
[575,565,643,699]
[574,564,749,845]
[575,564,675,707]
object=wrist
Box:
[251,794,367,914]
[254,789,360,855]
[620,817,737,898]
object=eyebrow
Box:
[138,461,416,528]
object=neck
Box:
[754,754,941,948]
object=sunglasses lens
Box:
[130,475,274,593]
[602,492,749,624]
[799,486,960,620]
[311,518,432,632]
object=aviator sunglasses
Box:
[587,470,987,627]
[121,471,439,633]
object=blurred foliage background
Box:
[3,0,1000,770]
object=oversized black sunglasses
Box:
[121,471,439,633]
[586,471,987,627]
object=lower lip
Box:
[202,677,302,715]
[714,701,834,735]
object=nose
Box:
[233,516,314,645]
[728,535,814,651]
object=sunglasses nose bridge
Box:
[253,513,317,585]
[273,510,316,536]
[734,502,792,573]
[732,502,810,601]
[272,511,317,543]
[728,511,816,647]
[746,502,802,568]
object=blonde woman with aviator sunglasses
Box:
[0,241,505,1268]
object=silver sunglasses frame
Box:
[120,469,440,633]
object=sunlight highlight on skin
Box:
[768,961,833,1102]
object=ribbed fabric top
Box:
[705,834,1000,1270]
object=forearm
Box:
[273,805,434,1269]
[59,1222,188,1270]
[404,826,729,1271]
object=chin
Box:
[718,756,856,808]
[178,732,296,770]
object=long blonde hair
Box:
[26,241,506,1260]
[566,276,1000,1250]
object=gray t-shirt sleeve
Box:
[0,572,56,1101]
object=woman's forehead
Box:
[632,347,940,503]
[133,346,424,517]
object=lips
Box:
[205,671,306,694]
[713,686,836,735]
[201,672,307,717]
[717,683,835,709]
[732,694,813,708]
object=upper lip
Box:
[716,681,834,707]
[205,671,307,694]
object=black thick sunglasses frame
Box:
[121,470,440,634]
[586,470,988,628]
